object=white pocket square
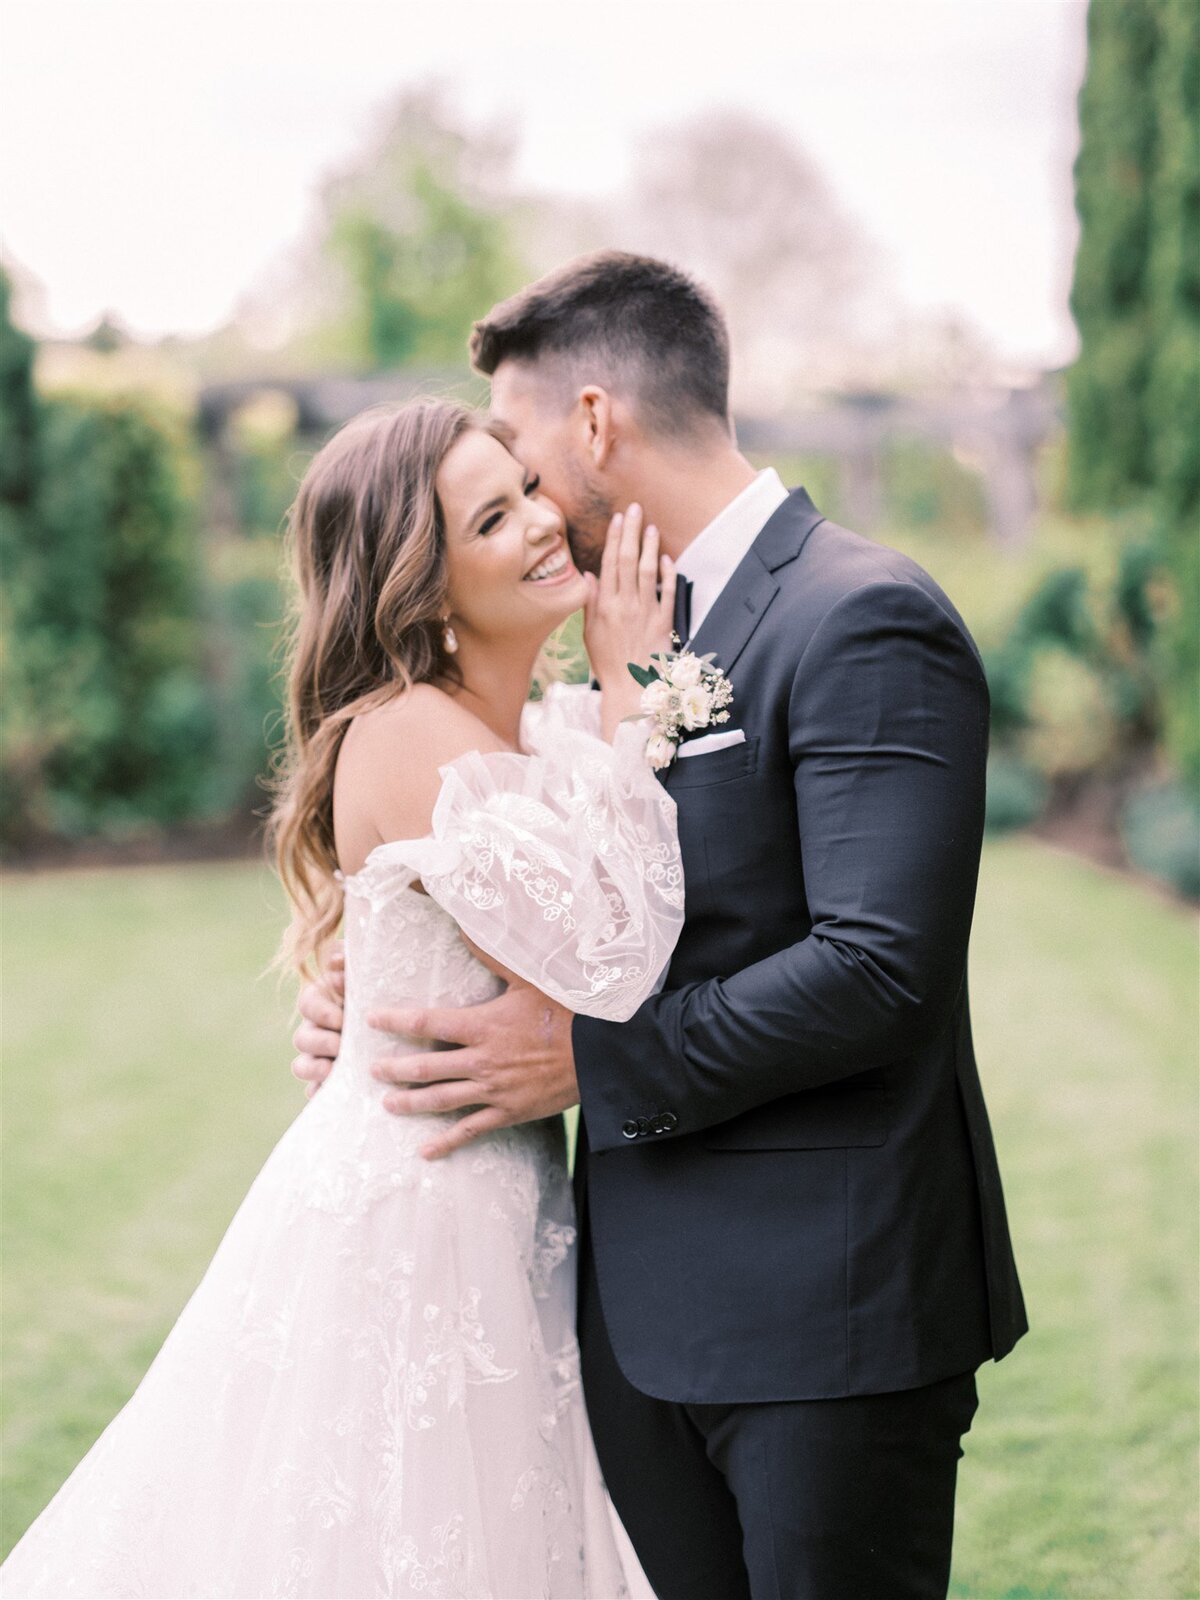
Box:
[677,728,747,759]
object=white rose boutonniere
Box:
[627,647,734,770]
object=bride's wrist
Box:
[597,673,639,702]
[597,678,642,743]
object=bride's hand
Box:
[582,503,676,696]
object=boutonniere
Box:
[627,645,734,770]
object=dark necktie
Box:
[673,574,694,646]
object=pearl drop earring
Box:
[442,617,459,655]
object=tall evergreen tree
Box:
[1067,0,1160,509]
[1145,0,1200,528]
[0,266,38,537]
[1067,0,1200,787]
[1146,0,1200,784]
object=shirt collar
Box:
[674,468,789,638]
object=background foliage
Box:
[1,280,218,849]
[1067,0,1199,796]
[2,17,1197,898]
[299,88,526,372]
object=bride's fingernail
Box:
[628,502,641,518]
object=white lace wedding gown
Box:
[1,686,683,1600]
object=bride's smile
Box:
[435,428,587,641]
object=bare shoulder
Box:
[350,682,508,762]
[334,684,510,871]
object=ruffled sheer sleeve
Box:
[518,679,603,743]
[382,684,683,1021]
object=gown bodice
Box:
[335,867,502,1098]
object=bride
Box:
[1,400,683,1598]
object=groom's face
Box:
[488,361,615,576]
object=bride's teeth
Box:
[525,552,569,581]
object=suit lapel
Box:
[687,559,779,679]
[687,487,825,676]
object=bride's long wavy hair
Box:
[268,399,479,977]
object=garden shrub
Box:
[984,754,1049,836]
[1121,781,1200,899]
[981,546,1167,832]
[203,539,288,818]
[2,390,217,848]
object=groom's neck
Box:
[628,442,759,562]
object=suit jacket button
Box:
[636,1117,650,1136]
[621,1120,639,1140]
[660,1112,679,1132]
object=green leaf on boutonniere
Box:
[627,662,658,688]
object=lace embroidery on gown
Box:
[0,685,682,1600]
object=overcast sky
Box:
[1,0,1088,364]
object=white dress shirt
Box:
[675,468,790,637]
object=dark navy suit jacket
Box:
[572,488,1027,1404]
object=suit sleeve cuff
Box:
[572,1011,684,1152]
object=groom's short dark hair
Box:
[470,252,731,439]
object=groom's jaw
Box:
[566,526,604,577]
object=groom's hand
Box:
[368,966,578,1161]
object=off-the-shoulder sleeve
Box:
[385,695,683,1021]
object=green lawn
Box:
[2,845,1197,1597]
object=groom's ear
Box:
[577,386,616,468]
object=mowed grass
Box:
[0,862,299,1554]
[950,843,1198,1600]
[1,844,1197,1597]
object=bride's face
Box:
[435,429,587,648]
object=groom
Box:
[293,252,1026,1598]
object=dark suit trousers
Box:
[579,1241,979,1600]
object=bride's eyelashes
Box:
[475,475,542,538]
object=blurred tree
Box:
[1067,1,1160,509]
[0,282,218,850]
[13,394,218,843]
[620,111,877,406]
[84,313,129,355]
[0,263,46,838]
[0,265,38,536]
[1067,0,1199,788]
[1146,0,1200,790]
[310,87,525,371]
